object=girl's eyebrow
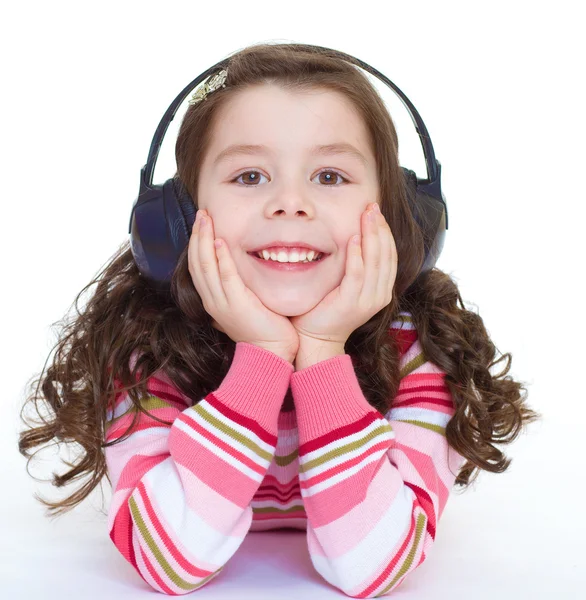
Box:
[213,142,368,167]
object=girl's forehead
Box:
[218,84,363,124]
[210,88,372,160]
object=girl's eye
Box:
[230,169,349,186]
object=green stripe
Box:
[252,505,305,514]
[376,512,426,596]
[129,495,222,591]
[393,313,413,327]
[399,350,427,379]
[107,395,177,429]
[299,422,393,474]
[193,403,274,463]
[275,449,298,466]
[398,419,446,436]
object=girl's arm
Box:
[289,324,466,598]
[104,342,293,595]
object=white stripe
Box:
[132,525,167,593]
[105,427,171,490]
[190,400,276,454]
[299,427,393,480]
[106,395,134,422]
[385,406,452,427]
[252,497,304,510]
[131,488,194,586]
[275,433,299,447]
[299,418,390,463]
[131,481,219,585]
[390,313,414,329]
[173,417,268,482]
[301,447,387,497]
[141,457,252,565]
[308,466,420,591]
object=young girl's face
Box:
[196,83,379,317]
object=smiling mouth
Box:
[247,251,329,270]
[248,251,327,263]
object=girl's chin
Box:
[251,289,326,318]
[241,252,337,315]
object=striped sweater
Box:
[104,312,466,597]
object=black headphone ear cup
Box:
[172,177,197,230]
[400,166,446,277]
[401,166,418,206]
[128,173,198,290]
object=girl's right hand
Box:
[188,209,300,364]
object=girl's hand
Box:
[289,202,398,347]
[188,209,300,363]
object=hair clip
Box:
[188,68,228,105]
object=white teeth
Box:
[256,249,323,263]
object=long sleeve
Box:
[289,314,466,598]
[104,342,293,595]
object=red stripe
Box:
[206,393,278,447]
[253,511,306,521]
[105,411,175,444]
[254,491,302,503]
[299,411,381,455]
[137,480,215,579]
[147,377,191,410]
[138,544,177,595]
[393,395,454,410]
[109,501,140,575]
[299,440,390,489]
[359,499,423,597]
[404,481,436,540]
[115,454,167,492]
[258,475,300,494]
[176,412,266,476]
[396,382,447,395]
[256,482,301,501]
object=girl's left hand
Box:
[289,203,398,347]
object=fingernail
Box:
[200,216,207,227]
[373,203,380,213]
[367,210,375,222]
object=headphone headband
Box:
[128,43,449,289]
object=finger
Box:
[339,231,363,301]
[198,214,229,310]
[360,207,381,303]
[213,237,249,306]
[188,212,213,304]
[375,209,393,302]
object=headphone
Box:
[128,43,448,291]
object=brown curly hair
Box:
[18,42,541,518]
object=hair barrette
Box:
[188,68,228,105]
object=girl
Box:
[18,42,541,597]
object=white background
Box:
[2,1,584,598]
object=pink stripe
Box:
[299,411,380,455]
[300,439,390,489]
[106,406,179,443]
[206,392,278,446]
[116,454,167,491]
[102,313,466,597]
[138,544,177,595]
[170,426,262,508]
[137,480,214,578]
[175,412,266,476]
[359,508,421,597]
